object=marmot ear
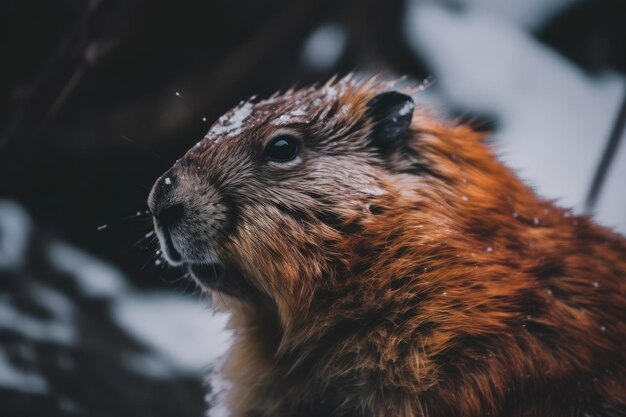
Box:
[366,91,414,147]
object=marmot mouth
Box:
[186,261,260,299]
[187,262,225,287]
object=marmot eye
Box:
[264,135,300,162]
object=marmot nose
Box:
[154,203,185,229]
[148,173,185,229]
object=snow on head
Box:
[290,106,307,117]
[323,84,338,100]
[206,102,254,143]
[270,114,294,126]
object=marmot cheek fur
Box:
[148,76,626,417]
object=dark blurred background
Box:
[0,0,625,416]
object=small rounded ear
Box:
[366,91,415,147]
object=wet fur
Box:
[159,77,626,417]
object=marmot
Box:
[148,76,626,417]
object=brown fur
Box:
[150,76,626,417]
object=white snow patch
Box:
[122,352,176,379]
[164,177,172,185]
[0,200,32,270]
[205,356,232,417]
[48,242,128,298]
[448,0,577,29]
[301,23,347,71]
[112,292,232,374]
[0,346,48,393]
[0,285,76,346]
[30,283,75,319]
[404,2,626,232]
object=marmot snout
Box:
[149,76,626,417]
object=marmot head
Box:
[148,75,506,320]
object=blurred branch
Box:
[104,0,325,146]
[584,86,626,213]
[0,0,138,150]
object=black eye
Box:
[264,135,300,162]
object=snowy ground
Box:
[405,0,626,233]
[0,201,231,416]
[404,0,626,234]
